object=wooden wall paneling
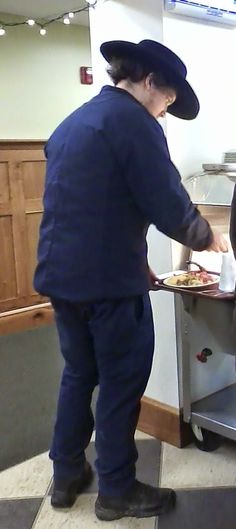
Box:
[0,161,10,202]
[22,160,45,199]
[0,216,17,301]
[22,154,46,296]
[0,143,47,313]
[9,160,29,297]
[0,149,45,162]
[0,158,17,306]
[0,303,54,336]
[26,213,43,296]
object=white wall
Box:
[164,14,236,178]
[0,14,93,139]
[147,229,179,406]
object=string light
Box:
[39,27,47,36]
[0,1,97,37]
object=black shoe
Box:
[51,461,93,508]
[95,480,176,521]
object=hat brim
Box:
[100,41,199,120]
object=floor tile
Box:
[157,487,236,529]
[34,495,155,529]
[136,439,161,486]
[0,498,42,529]
[0,452,52,499]
[161,440,236,488]
[92,429,152,442]
[135,430,155,441]
[48,438,160,495]
[87,429,153,443]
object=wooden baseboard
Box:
[138,396,192,448]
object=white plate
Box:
[163,273,220,289]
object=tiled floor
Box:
[1,432,236,529]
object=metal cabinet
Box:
[175,291,236,449]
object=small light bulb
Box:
[40,27,47,36]
[0,27,6,36]
[68,12,74,18]
[63,16,70,25]
[27,19,35,26]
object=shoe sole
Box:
[95,491,176,521]
[51,466,94,509]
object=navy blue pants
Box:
[50,294,154,496]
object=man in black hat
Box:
[34,39,227,521]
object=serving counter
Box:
[157,279,236,451]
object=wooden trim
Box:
[0,141,46,150]
[0,295,47,313]
[138,396,192,448]
[0,150,46,162]
[0,204,12,216]
[0,303,55,335]
[25,198,43,213]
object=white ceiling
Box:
[0,0,89,26]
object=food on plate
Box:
[166,271,216,287]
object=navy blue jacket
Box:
[34,85,212,302]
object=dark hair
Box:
[107,57,174,89]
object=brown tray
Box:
[156,282,236,302]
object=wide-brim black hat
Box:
[100,39,199,120]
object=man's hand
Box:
[206,229,229,253]
[148,266,159,290]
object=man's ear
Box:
[145,74,152,90]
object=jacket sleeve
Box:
[230,185,236,259]
[122,114,213,251]
[44,142,48,159]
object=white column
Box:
[89,0,179,409]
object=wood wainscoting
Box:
[138,396,192,447]
[0,141,55,334]
[0,140,47,314]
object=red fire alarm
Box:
[80,66,93,85]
